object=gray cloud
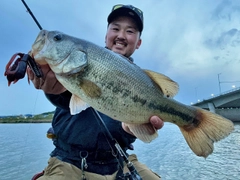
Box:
[0,0,239,115]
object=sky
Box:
[0,0,240,116]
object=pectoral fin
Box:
[69,94,90,115]
[80,79,102,98]
[143,69,179,98]
[125,123,158,143]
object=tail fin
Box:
[179,108,234,158]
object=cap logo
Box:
[128,12,134,16]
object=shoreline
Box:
[0,119,52,123]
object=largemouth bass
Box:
[30,30,234,158]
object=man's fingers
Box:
[26,67,34,80]
[150,116,164,130]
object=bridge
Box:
[192,87,240,122]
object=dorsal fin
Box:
[143,69,179,98]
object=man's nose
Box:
[117,30,126,39]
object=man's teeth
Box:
[116,43,124,47]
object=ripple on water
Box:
[132,123,240,180]
[0,123,239,180]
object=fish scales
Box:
[63,43,192,124]
[30,30,234,158]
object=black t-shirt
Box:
[45,91,136,174]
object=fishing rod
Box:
[17,1,142,180]
[21,0,42,30]
[92,109,142,180]
[4,0,43,85]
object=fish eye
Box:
[53,34,62,41]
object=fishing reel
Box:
[116,160,142,180]
[117,172,142,180]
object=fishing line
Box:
[20,0,43,117]
[16,88,41,176]
[16,0,44,177]
[31,90,40,115]
[19,1,142,179]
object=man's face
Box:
[105,16,142,58]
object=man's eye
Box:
[127,30,134,34]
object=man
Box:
[29,4,163,180]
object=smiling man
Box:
[30,4,163,180]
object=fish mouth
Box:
[31,30,86,75]
[31,30,71,67]
[30,30,49,65]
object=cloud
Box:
[0,0,239,114]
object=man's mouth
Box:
[114,41,127,48]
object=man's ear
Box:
[105,34,107,44]
[136,38,142,49]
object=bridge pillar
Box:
[207,102,216,113]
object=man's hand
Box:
[149,115,164,130]
[27,64,66,94]
[122,116,164,136]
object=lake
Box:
[0,123,239,180]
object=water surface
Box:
[0,123,239,180]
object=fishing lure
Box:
[4,53,42,86]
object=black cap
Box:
[107,4,143,33]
